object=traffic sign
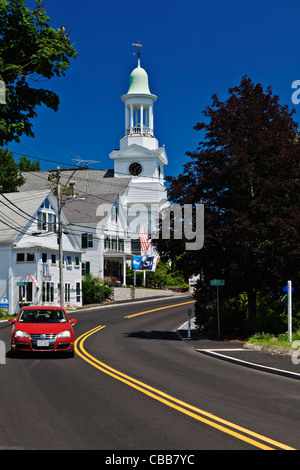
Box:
[210,279,225,286]
[0,297,9,311]
[283,286,294,292]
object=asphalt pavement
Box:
[177,317,300,380]
[3,294,300,381]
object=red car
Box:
[9,306,78,357]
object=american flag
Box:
[137,226,149,252]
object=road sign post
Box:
[288,281,292,343]
[283,281,293,342]
[210,280,225,338]
[187,309,192,339]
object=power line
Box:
[0,185,163,241]
[10,148,171,184]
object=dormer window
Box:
[37,198,57,232]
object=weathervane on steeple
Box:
[132,41,143,66]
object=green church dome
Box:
[127,65,151,95]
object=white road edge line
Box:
[196,349,300,379]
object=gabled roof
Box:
[19,169,131,196]
[110,143,168,164]
[0,190,51,245]
[62,193,118,224]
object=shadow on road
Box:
[6,350,73,360]
[125,330,180,340]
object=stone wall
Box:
[112,287,179,302]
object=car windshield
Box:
[18,309,68,323]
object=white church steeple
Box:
[109,45,169,248]
[120,44,158,150]
[110,44,168,183]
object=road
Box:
[0,295,299,452]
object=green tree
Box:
[0,0,78,145]
[155,76,300,333]
[18,155,40,171]
[0,148,24,191]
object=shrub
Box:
[0,308,7,318]
[82,275,112,304]
[194,284,300,338]
[195,293,248,337]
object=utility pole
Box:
[57,168,64,308]
[48,167,64,308]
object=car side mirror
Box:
[8,318,15,323]
[70,318,78,325]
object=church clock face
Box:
[129,162,142,176]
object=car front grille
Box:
[30,334,56,340]
[30,333,56,341]
[30,333,57,350]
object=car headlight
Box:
[57,330,71,338]
[15,330,29,338]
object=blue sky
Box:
[8,0,300,178]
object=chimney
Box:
[69,181,75,197]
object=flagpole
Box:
[143,264,146,286]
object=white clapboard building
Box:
[0,190,82,314]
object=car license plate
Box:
[37,340,49,347]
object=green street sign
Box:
[17,282,27,286]
[210,279,225,286]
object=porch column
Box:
[122,255,126,286]
[99,253,104,280]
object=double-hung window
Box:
[104,235,124,252]
[82,233,93,249]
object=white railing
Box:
[126,126,152,135]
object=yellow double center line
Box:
[74,305,296,450]
[124,300,196,318]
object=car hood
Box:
[15,322,72,334]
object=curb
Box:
[195,349,300,380]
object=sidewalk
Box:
[176,318,300,380]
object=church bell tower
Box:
[109,44,168,248]
[110,43,167,181]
